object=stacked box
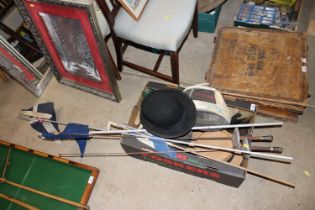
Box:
[207,27,308,122]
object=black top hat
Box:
[140,89,197,138]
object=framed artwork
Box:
[0,34,52,96]
[15,0,121,101]
[118,0,148,20]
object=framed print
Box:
[0,34,52,96]
[118,0,148,20]
[15,0,121,101]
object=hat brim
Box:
[140,89,196,138]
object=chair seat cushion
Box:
[114,0,197,51]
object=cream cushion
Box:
[114,0,197,51]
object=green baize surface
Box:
[0,145,91,210]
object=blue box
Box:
[198,6,222,33]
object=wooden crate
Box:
[206,27,308,121]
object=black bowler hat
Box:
[140,89,197,138]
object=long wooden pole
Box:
[59,148,219,158]
[168,143,295,188]
[0,178,88,209]
[0,193,40,210]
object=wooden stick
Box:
[0,178,88,209]
[0,193,40,210]
[59,148,217,157]
[20,111,52,120]
[2,148,11,178]
[168,143,295,188]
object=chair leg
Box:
[193,4,198,38]
[114,37,123,72]
[170,51,179,85]
[107,46,121,80]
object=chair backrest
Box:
[96,0,120,37]
[0,0,15,19]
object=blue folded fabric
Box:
[24,103,89,157]
[42,123,90,140]
[41,123,90,158]
[150,137,177,159]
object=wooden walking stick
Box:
[59,148,222,157]
[168,143,295,188]
[0,193,40,210]
[0,178,89,209]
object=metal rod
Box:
[90,122,283,135]
[127,134,293,162]
[20,113,282,135]
[192,122,283,130]
[174,135,273,142]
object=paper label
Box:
[302,66,307,73]
[301,58,307,63]
[88,176,94,184]
[250,104,256,111]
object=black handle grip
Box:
[248,135,273,142]
[251,146,283,153]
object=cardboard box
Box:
[122,81,259,187]
[121,136,246,187]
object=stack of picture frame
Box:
[0,34,52,96]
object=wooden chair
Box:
[96,0,198,84]
[0,0,15,19]
[0,0,43,63]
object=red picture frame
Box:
[22,0,120,101]
[0,45,36,81]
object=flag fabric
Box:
[41,123,90,140]
[42,123,90,157]
[23,103,89,157]
[24,102,59,134]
